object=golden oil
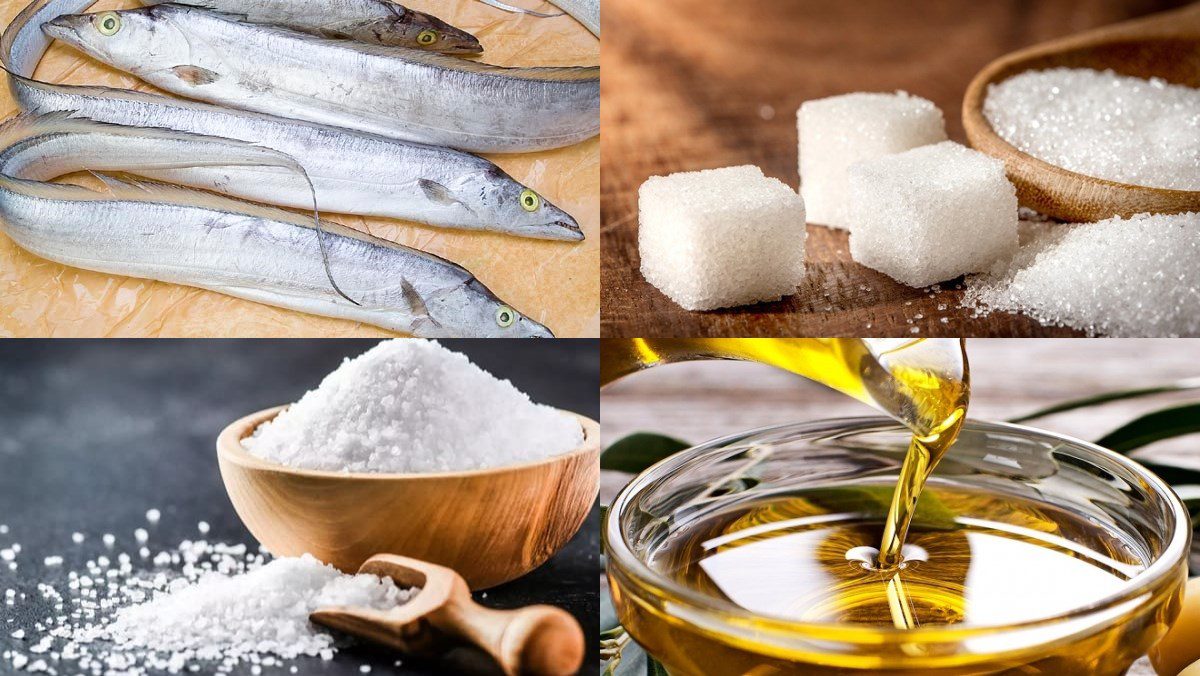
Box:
[611,482,1176,675]
[602,339,1185,673]
[601,338,968,579]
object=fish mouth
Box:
[517,219,584,242]
[41,15,82,44]
[440,42,485,55]
[520,318,555,338]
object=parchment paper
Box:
[0,0,599,337]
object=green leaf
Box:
[600,589,670,676]
[1094,403,1200,453]
[1008,379,1200,424]
[602,433,691,474]
[1138,461,1200,487]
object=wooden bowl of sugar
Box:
[962,1,1200,221]
[216,406,600,590]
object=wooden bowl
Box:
[962,2,1200,222]
[216,406,600,590]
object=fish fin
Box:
[170,64,221,86]
[400,279,441,328]
[417,179,464,207]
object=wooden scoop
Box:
[310,554,585,676]
[963,2,1200,222]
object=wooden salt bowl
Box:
[963,1,1200,222]
[216,406,600,589]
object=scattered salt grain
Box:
[197,522,210,535]
[1,548,15,562]
[243,340,584,473]
[134,529,148,544]
[798,91,948,230]
[7,532,415,675]
[0,524,8,534]
[102,534,115,548]
[984,68,1200,191]
[964,211,1200,336]
[638,165,806,311]
[145,510,161,525]
[70,533,84,544]
[42,557,62,567]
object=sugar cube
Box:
[847,141,1017,288]
[798,92,947,230]
[638,165,806,311]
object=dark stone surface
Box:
[0,339,600,675]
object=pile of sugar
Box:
[3,517,411,675]
[984,68,1200,191]
[963,211,1200,337]
[637,165,806,311]
[798,91,948,230]
[243,340,583,473]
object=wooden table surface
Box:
[600,0,1189,338]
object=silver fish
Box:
[141,0,484,54]
[3,0,583,241]
[43,4,599,153]
[0,113,554,337]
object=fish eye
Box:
[495,305,515,328]
[519,189,540,212]
[94,12,121,36]
[416,30,438,46]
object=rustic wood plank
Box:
[600,0,1188,338]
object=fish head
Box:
[473,166,585,242]
[42,8,190,78]
[423,278,554,338]
[373,9,483,54]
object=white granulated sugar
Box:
[145,510,160,524]
[984,68,1200,190]
[638,165,806,311]
[6,531,414,675]
[848,141,1018,287]
[798,91,948,230]
[243,340,583,473]
[964,211,1200,337]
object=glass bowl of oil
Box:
[604,418,1190,675]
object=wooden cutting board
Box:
[600,0,1187,338]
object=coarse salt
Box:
[243,340,583,473]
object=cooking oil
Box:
[601,338,967,606]
[603,339,1185,674]
[611,481,1174,675]
[655,487,1138,628]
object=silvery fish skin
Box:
[43,5,599,153]
[141,0,483,54]
[2,0,584,241]
[0,114,554,337]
